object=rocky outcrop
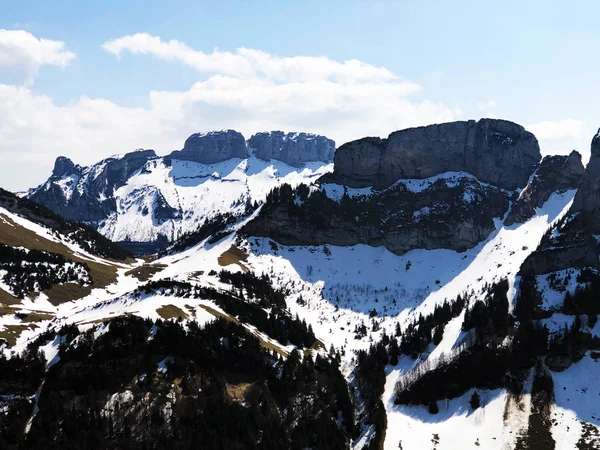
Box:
[248,131,335,166]
[327,119,541,190]
[520,131,600,275]
[505,151,584,226]
[571,130,600,233]
[244,175,512,256]
[168,130,247,165]
[153,190,181,224]
[52,156,81,178]
[29,149,157,222]
[100,150,157,195]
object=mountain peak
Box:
[248,131,335,166]
[571,128,600,233]
[329,118,540,190]
[52,156,80,178]
[168,130,248,164]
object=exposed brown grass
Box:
[0,305,16,316]
[156,305,189,321]
[0,288,19,306]
[0,304,54,323]
[218,245,249,272]
[198,304,239,323]
[17,311,55,323]
[44,283,93,306]
[0,213,123,305]
[0,323,37,347]
[184,304,196,318]
[125,264,166,282]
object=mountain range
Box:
[1,118,600,449]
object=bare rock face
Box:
[168,130,247,164]
[571,130,600,233]
[246,119,544,257]
[329,119,541,190]
[244,175,512,256]
[29,149,157,222]
[52,156,81,178]
[248,131,335,166]
[505,151,584,226]
[520,131,600,275]
[102,150,157,193]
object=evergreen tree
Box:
[470,391,481,410]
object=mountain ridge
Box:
[3,119,600,449]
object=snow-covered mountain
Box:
[3,118,600,449]
[28,130,335,254]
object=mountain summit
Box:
[28,130,335,253]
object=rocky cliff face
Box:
[248,131,335,166]
[246,119,542,256]
[52,156,81,178]
[520,132,600,275]
[167,130,248,164]
[571,130,600,233]
[29,149,157,222]
[244,174,513,256]
[327,119,541,190]
[505,151,584,226]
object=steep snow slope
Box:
[100,157,331,242]
[239,190,576,361]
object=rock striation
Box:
[167,130,248,165]
[248,131,335,166]
[328,119,541,190]
[505,151,584,226]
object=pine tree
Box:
[433,326,444,345]
[470,391,481,410]
[389,339,400,366]
[428,400,439,414]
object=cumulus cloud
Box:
[101,33,400,84]
[98,33,455,143]
[0,76,455,190]
[0,32,458,190]
[527,119,586,141]
[0,29,75,84]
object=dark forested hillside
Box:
[0,316,354,450]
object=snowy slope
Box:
[8,164,600,448]
[33,154,332,245]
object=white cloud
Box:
[0,75,455,190]
[98,33,454,144]
[526,119,586,141]
[0,32,458,191]
[101,33,401,84]
[0,29,75,84]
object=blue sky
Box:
[1,0,598,190]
